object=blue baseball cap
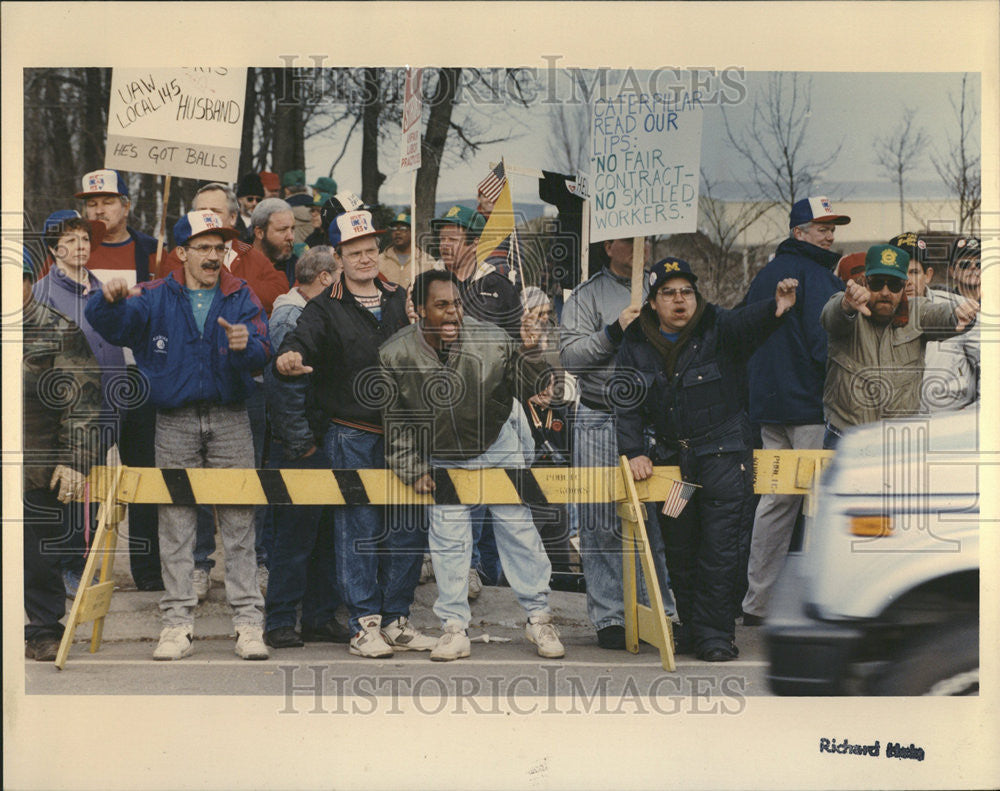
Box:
[173,210,239,247]
[789,196,850,229]
[647,257,698,296]
[43,209,107,251]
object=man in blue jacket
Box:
[740,197,849,626]
[87,210,272,662]
[617,258,798,660]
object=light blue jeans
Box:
[154,403,264,629]
[572,404,675,631]
[428,403,551,629]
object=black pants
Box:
[659,445,754,652]
[119,395,161,584]
[24,488,67,641]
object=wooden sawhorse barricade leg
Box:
[616,456,676,671]
[55,467,129,670]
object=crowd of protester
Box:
[22,168,981,665]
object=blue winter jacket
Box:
[744,238,842,424]
[85,269,270,409]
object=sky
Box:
[307,70,981,210]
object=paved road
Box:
[26,577,772,705]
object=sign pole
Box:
[155,174,172,276]
[630,236,644,307]
[409,170,417,288]
[580,198,591,282]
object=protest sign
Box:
[399,68,423,173]
[105,68,247,182]
[589,88,703,243]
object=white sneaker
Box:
[430,625,471,662]
[349,615,394,658]
[256,564,269,596]
[192,568,210,602]
[526,613,565,658]
[381,616,436,651]
[153,625,193,661]
[234,625,269,660]
[467,568,482,600]
[419,554,435,584]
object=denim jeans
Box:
[572,404,675,631]
[24,488,67,640]
[428,403,551,629]
[264,442,341,631]
[324,423,424,634]
[193,385,269,571]
[155,403,264,629]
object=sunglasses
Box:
[867,276,904,293]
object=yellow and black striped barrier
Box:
[57,450,833,669]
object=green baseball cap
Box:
[390,212,411,227]
[431,204,485,235]
[865,244,909,280]
[282,169,306,188]
[310,176,338,194]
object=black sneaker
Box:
[134,576,165,592]
[301,618,351,644]
[25,636,61,661]
[596,624,626,650]
[264,626,304,649]
[741,612,765,626]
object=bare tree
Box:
[693,169,775,298]
[873,108,929,234]
[931,73,981,234]
[722,73,843,213]
[546,71,591,174]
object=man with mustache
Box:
[86,210,272,661]
[820,244,979,448]
[251,198,297,288]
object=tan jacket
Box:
[820,292,965,430]
[377,245,435,289]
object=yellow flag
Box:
[476,178,515,266]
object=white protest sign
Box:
[589,87,703,243]
[105,68,247,182]
[399,68,423,173]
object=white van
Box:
[765,407,980,695]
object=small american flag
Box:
[661,479,699,518]
[477,161,506,203]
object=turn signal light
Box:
[850,516,894,537]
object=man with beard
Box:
[820,244,979,448]
[86,210,272,661]
[252,198,297,288]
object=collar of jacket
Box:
[49,264,99,294]
[166,266,245,297]
[328,273,399,301]
[775,237,842,269]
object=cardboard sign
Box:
[399,67,423,173]
[105,68,247,181]
[589,88,703,243]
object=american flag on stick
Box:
[477,161,506,203]
[661,479,700,518]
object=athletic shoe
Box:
[301,619,351,644]
[381,617,436,651]
[192,568,211,602]
[698,644,740,662]
[235,625,269,660]
[25,636,61,661]
[264,626,303,649]
[467,568,482,600]
[430,625,471,662]
[526,613,565,658]
[348,615,394,658]
[418,553,435,584]
[153,625,194,661]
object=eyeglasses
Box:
[342,248,378,264]
[867,276,904,293]
[656,286,696,300]
[243,196,261,204]
[186,243,227,256]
